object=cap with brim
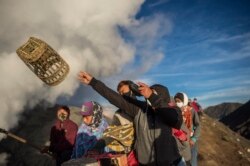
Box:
[80,101,94,116]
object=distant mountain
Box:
[220,100,250,139]
[204,102,242,119]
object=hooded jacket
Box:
[89,78,182,166]
[71,118,108,159]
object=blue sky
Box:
[1,0,248,111]
[123,0,250,107]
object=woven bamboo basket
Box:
[16,37,69,86]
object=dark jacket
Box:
[89,78,182,166]
[112,109,134,125]
[49,119,78,154]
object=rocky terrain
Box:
[0,103,249,166]
[198,114,250,166]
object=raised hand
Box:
[137,82,153,99]
[78,71,93,85]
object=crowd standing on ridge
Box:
[40,71,203,166]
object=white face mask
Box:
[176,102,184,108]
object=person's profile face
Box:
[83,115,93,125]
[118,85,130,95]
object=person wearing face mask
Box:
[112,80,137,126]
[109,80,139,166]
[41,105,78,166]
[77,71,183,166]
[71,101,108,159]
[174,92,200,166]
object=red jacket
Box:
[49,119,78,154]
[191,102,200,113]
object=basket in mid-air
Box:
[16,37,69,86]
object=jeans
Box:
[191,142,198,166]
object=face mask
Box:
[122,89,138,102]
[176,102,184,108]
[58,113,67,122]
[122,91,132,97]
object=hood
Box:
[150,84,171,103]
[174,92,189,106]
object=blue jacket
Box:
[71,118,108,159]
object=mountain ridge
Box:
[220,100,250,139]
[204,102,242,119]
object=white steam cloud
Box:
[0,0,172,132]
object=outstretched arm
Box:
[78,71,139,118]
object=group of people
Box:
[41,71,203,166]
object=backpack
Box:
[102,123,134,153]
